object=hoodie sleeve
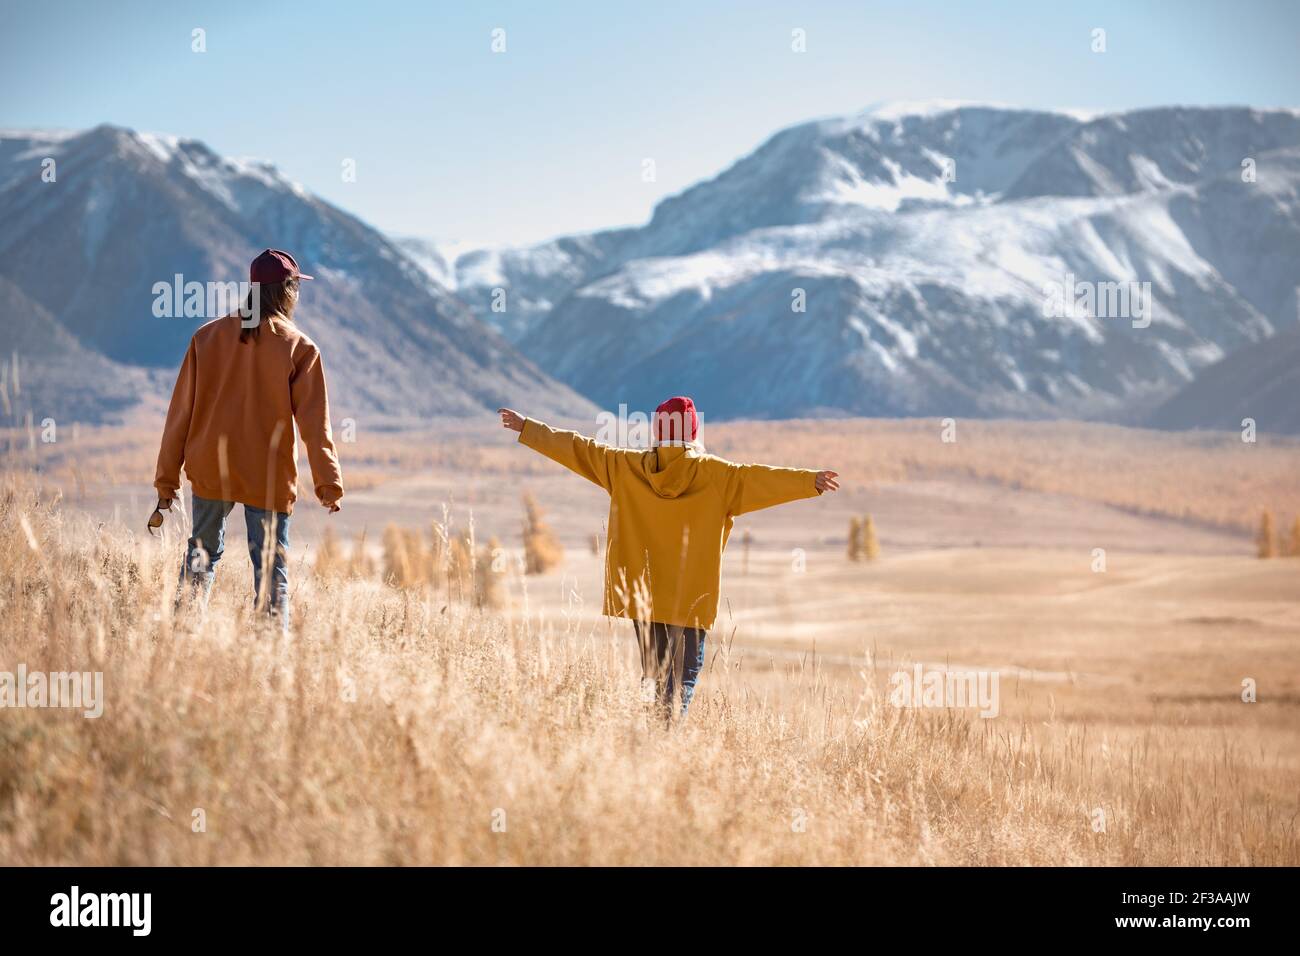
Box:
[290,342,344,507]
[154,338,198,502]
[722,461,820,516]
[518,418,619,492]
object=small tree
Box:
[314,525,344,580]
[447,531,473,601]
[861,514,880,561]
[409,528,431,584]
[1288,516,1300,557]
[348,529,374,579]
[1257,511,1277,559]
[383,524,440,587]
[847,517,863,561]
[522,492,563,574]
[382,523,413,586]
[427,521,447,589]
[475,536,503,609]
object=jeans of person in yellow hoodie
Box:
[635,620,707,717]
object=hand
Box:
[498,408,525,432]
[147,498,172,535]
[815,470,840,494]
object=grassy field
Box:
[0,417,1297,865]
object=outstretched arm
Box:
[723,461,839,516]
[499,407,619,492]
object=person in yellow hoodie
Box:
[498,396,838,717]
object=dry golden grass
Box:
[0,479,1294,866]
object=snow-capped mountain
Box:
[413,103,1300,422]
[0,125,592,425]
[397,231,635,339]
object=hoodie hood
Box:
[643,444,702,499]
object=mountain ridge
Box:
[405,102,1300,424]
[0,123,594,426]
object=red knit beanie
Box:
[653,396,699,443]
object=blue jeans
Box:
[180,494,291,623]
[634,621,707,717]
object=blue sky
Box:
[2,0,1298,245]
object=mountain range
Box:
[0,124,592,428]
[2,103,1298,433]
[407,101,1300,429]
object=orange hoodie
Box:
[154,314,343,514]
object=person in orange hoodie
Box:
[152,249,344,627]
[498,397,838,717]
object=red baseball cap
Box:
[250,248,313,284]
[653,396,699,443]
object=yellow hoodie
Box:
[519,418,821,630]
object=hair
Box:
[238,276,299,344]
